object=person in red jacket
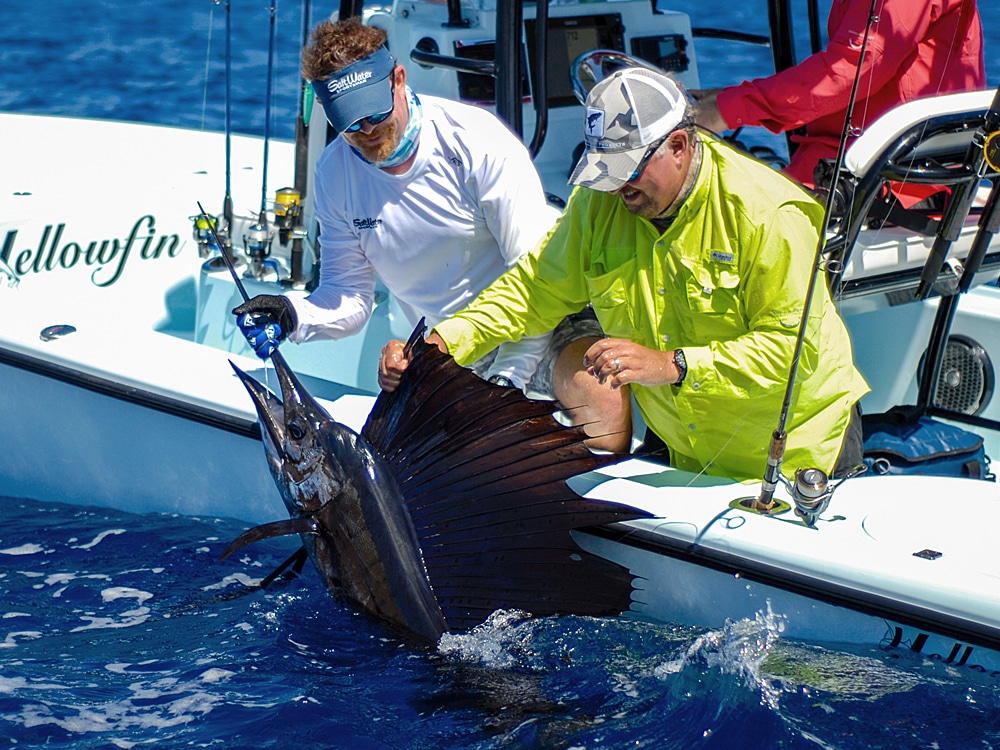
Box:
[693,0,985,188]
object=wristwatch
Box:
[672,349,687,386]
[488,375,514,388]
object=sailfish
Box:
[222,323,651,643]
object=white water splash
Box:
[0,544,45,556]
[45,573,78,586]
[202,572,261,591]
[70,614,151,633]
[0,631,43,649]
[101,587,153,606]
[72,529,126,550]
[68,587,155,632]
[7,677,227,735]
[437,609,539,669]
[654,601,787,708]
[199,668,235,684]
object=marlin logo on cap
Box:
[585,108,605,137]
[327,70,374,95]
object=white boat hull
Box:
[573,461,1000,673]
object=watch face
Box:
[673,349,687,384]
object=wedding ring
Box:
[614,357,621,372]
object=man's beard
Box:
[352,122,399,164]
[618,189,661,219]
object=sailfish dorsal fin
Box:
[362,323,651,631]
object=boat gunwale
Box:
[0,343,262,439]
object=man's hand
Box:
[378,332,449,392]
[378,339,409,392]
[690,88,729,133]
[583,338,680,390]
[232,295,297,359]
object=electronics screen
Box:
[631,34,690,74]
[525,14,625,108]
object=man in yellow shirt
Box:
[380,68,869,481]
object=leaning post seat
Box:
[823,89,999,306]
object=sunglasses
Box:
[344,77,396,133]
[627,135,669,183]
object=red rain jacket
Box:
[717,0,986,187]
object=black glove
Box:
[232,295,297,359]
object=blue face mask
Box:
[353,86,423,169]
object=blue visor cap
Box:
[312,47,395,132]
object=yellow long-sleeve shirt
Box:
[435,136,869,480]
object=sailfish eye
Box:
[288,421,306,440]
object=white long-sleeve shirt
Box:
[288,94,559,388]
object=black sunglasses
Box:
[627,135,669,182]
[344,76,396,133]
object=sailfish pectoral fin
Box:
[220,517,321,562]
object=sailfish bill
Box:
[225,322,651,643]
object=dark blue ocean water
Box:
[2,496,1000,749]
[2,1,1000,748]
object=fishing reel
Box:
[243,219,279,281]
[812,158,857,231]
[191,213,229,258]
[273,187,305,245]
[272,187,311,289]
[787,468,834,527]
[784,464,866,527]
[736,461,865,525]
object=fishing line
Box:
[843,0,971,248]
[195,1,234,250]
[200,1,215,129]
[753,0,880,510]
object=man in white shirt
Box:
[234,17,630,451]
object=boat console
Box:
[302,0,700,207]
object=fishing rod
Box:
[223,0,234,238]
[191,0,234,260]
[273,0,312,289]
[752,0,879,512]
[198,202,252,305]
[244,1,280,280]
[260,1,277,220]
